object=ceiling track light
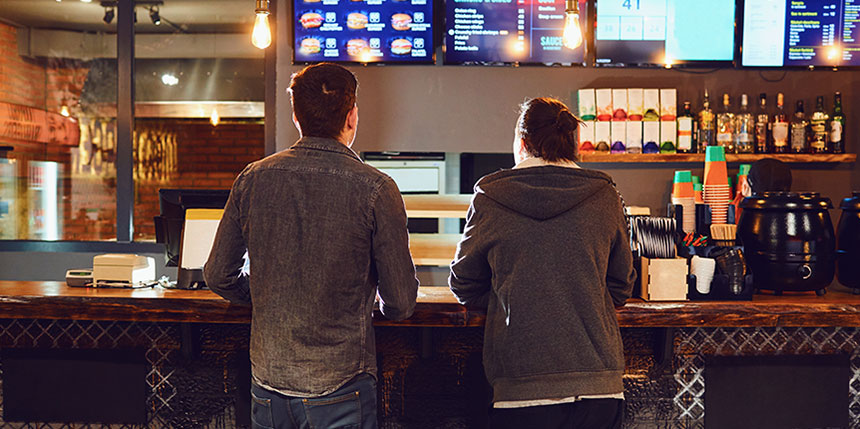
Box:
[149,6,161,25]
[103,7,115,24]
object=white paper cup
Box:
[691,256,716,294]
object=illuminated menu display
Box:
[444,0,587,65]
[294,0,433,64]
[742,0,860,67]
[595,0,736,65]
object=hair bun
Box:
[555,109,578,133]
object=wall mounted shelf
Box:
[579,153,857,164]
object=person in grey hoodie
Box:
[449,97,636,428]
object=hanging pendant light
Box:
[562,0,583,50]
[252,0,272,49]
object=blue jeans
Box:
[250,373,378,429]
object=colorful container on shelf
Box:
[672,170,696,233]
[703,146,731,224]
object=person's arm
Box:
[372,177,419,321]
[606,194,635,308]
[448,197,492,309]
[203,175,251,306]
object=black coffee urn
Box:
[738,192,836,295]
[837,192,860,292]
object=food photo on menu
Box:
[293,0,433,63]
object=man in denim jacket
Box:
[204,63,418,429]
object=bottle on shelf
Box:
[716,93,735,152]
[772,93,789,154]
[677,101,697,153]
[755,93,770,153]
[810,96,829,154]
[830,92,845,154]
[735,94,754,154]
[790,100,810,154]
[697,90,715,152]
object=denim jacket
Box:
[204,136,419,397]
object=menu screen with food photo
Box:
[293,0,434,64]
[444,0,587,65]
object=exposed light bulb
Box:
[562,0,582,50]
[60,105,70,117]
[826,45,841,61]
[252,1,272,49]
[663,55,674,69]
[210,108,220,127]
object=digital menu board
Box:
[293,0,433,64]
[742,0,860,67]
[444,0,588,65]
[595,0,736,66]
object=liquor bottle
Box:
[772,93,789,153]
[790,100,810,154]
[716,93,735,152]
[830,92,845,154]
[810,96,829,154]
[734,94,754,153]
[697,90,715,152]
[676,101,696,153]
[754,93,770,153]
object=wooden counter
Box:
[2,281,860,327]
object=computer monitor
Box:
[595,0,736,67]
[293,0,434,64]
[444,0,589,65]
[154,188,230,288]
[741,0,860,68]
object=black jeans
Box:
[250,373,377,429]
[490,399,624,429]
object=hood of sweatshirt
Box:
[475,166,614,221]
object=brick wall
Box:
[133,120,265,240]
[0,23,45,109]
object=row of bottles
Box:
[677,91,845,154]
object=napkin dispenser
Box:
[92,254,156,287]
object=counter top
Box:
[2,281,860,327]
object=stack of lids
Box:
[703,146,731,224]
[672,170,696,233]
[693,176,704,204]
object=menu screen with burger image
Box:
[294,0,433,64]
[445,0,587,65]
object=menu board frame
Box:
[291,0,437,65]
[593,0,738,68]
[738,0,860,69]
[442,0,593,66]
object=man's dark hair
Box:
[516,97,581,163]
[748,158,792,195]
[289,63,357,139]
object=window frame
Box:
[0,0,277,252]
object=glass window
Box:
[0,2,119,240]
[132,3,265,241]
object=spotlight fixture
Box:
[149,6,161,25]
[103,7,115,24]
[252,0,272,49]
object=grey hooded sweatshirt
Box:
[449,165,635,403]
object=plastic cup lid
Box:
[674,170,693,183]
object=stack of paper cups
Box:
[691,256,716,294]
[672,170,696,233]
[693,176,704,204]
[703,146,731,224]
[737,163,751,198]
